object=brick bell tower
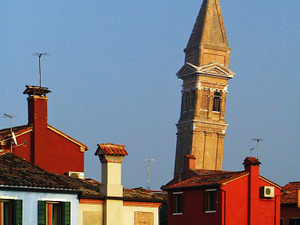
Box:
[174,0,235,177]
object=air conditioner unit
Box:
[260,186,275,198]
[68,171,85,180]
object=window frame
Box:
[205,189,218,213]
[172,191,183,215]
[0,199,22,225]
[38,201,70,225]
[212,92,221,112]
[290,218,300,225]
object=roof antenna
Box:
[34,53,49,87]
[252,138,263,159]
[145,158,155,190]
[3,114,14,152]
[250,148,254,157]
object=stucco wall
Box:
[78,201,103,225]
[0,189,79,225]
[123,204,160,225]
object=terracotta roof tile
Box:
[95,143,128,156]
[281,181,300,205]
[0,152,79,190]
[162,171,247,190]
[123,187,167,202]
[0,125,33,140]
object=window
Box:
[205,189,217,212]
[280,218,284,225]
[38,201,70,225]
[212,92,221,112]
[172,192,183,215]
[290,218,300,225]
[0,200,22,225]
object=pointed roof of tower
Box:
[185,0,229,52]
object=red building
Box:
[281,181,300,225]
[0,85,88,175]
[162,155,281,225]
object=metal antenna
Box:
[145,159,155,190]
[34,53,49,87]
[250,148,254,157]
[252,138,263,159]
[4,114,13,152]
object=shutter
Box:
[12,200,22,225]
[38,201,46,225]
[61,202,71,225]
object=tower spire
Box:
[174,0,235,177]
[184,0,230,67]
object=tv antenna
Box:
[3,114,15,152]
[252,138,263,159]
[34,53,49,87]
[250,148,254,157]
[145,158,155,190]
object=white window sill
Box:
[205,210,217,213]
[172,213,183,216]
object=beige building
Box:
[77,143,166,225]
[174,0,235,177]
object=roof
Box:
[123,188,167,203]
[0,152,164,202]
[243,157,261,166]
[185,0,229,52]
[0,151,79,191]
[95,143,128,156]
[281,181,300,205]
[0,125,33,141]
[23,85,51,96]
[162,170,247,191]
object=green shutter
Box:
[61,202,71,225]
[12,200,22,225]
[38,201,46,225]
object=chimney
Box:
[95,143,128,197]
[243,157,261,225]
[243,157,261,174]
[23,85,51,125]
[182,154,196,181]
[95,143,128,225]
[23,85,51,164]
[184,154,196,171]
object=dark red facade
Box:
[0,85,88,174]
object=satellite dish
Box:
[12,132,17,146]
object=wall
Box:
[281,205,300,225]
[123,202,161,225]
[78,199,103,225]
[167,189,222,225]
[0,189,79,225]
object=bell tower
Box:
[174,0,235,176]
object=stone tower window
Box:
[212,92,221,112]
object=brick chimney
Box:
[95,143,128,225]
[23,85,51,164]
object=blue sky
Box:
[1,1,299,190]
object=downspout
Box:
[274,192,284,225]
[220,187,226,225]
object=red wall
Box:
[11,128,84,174]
